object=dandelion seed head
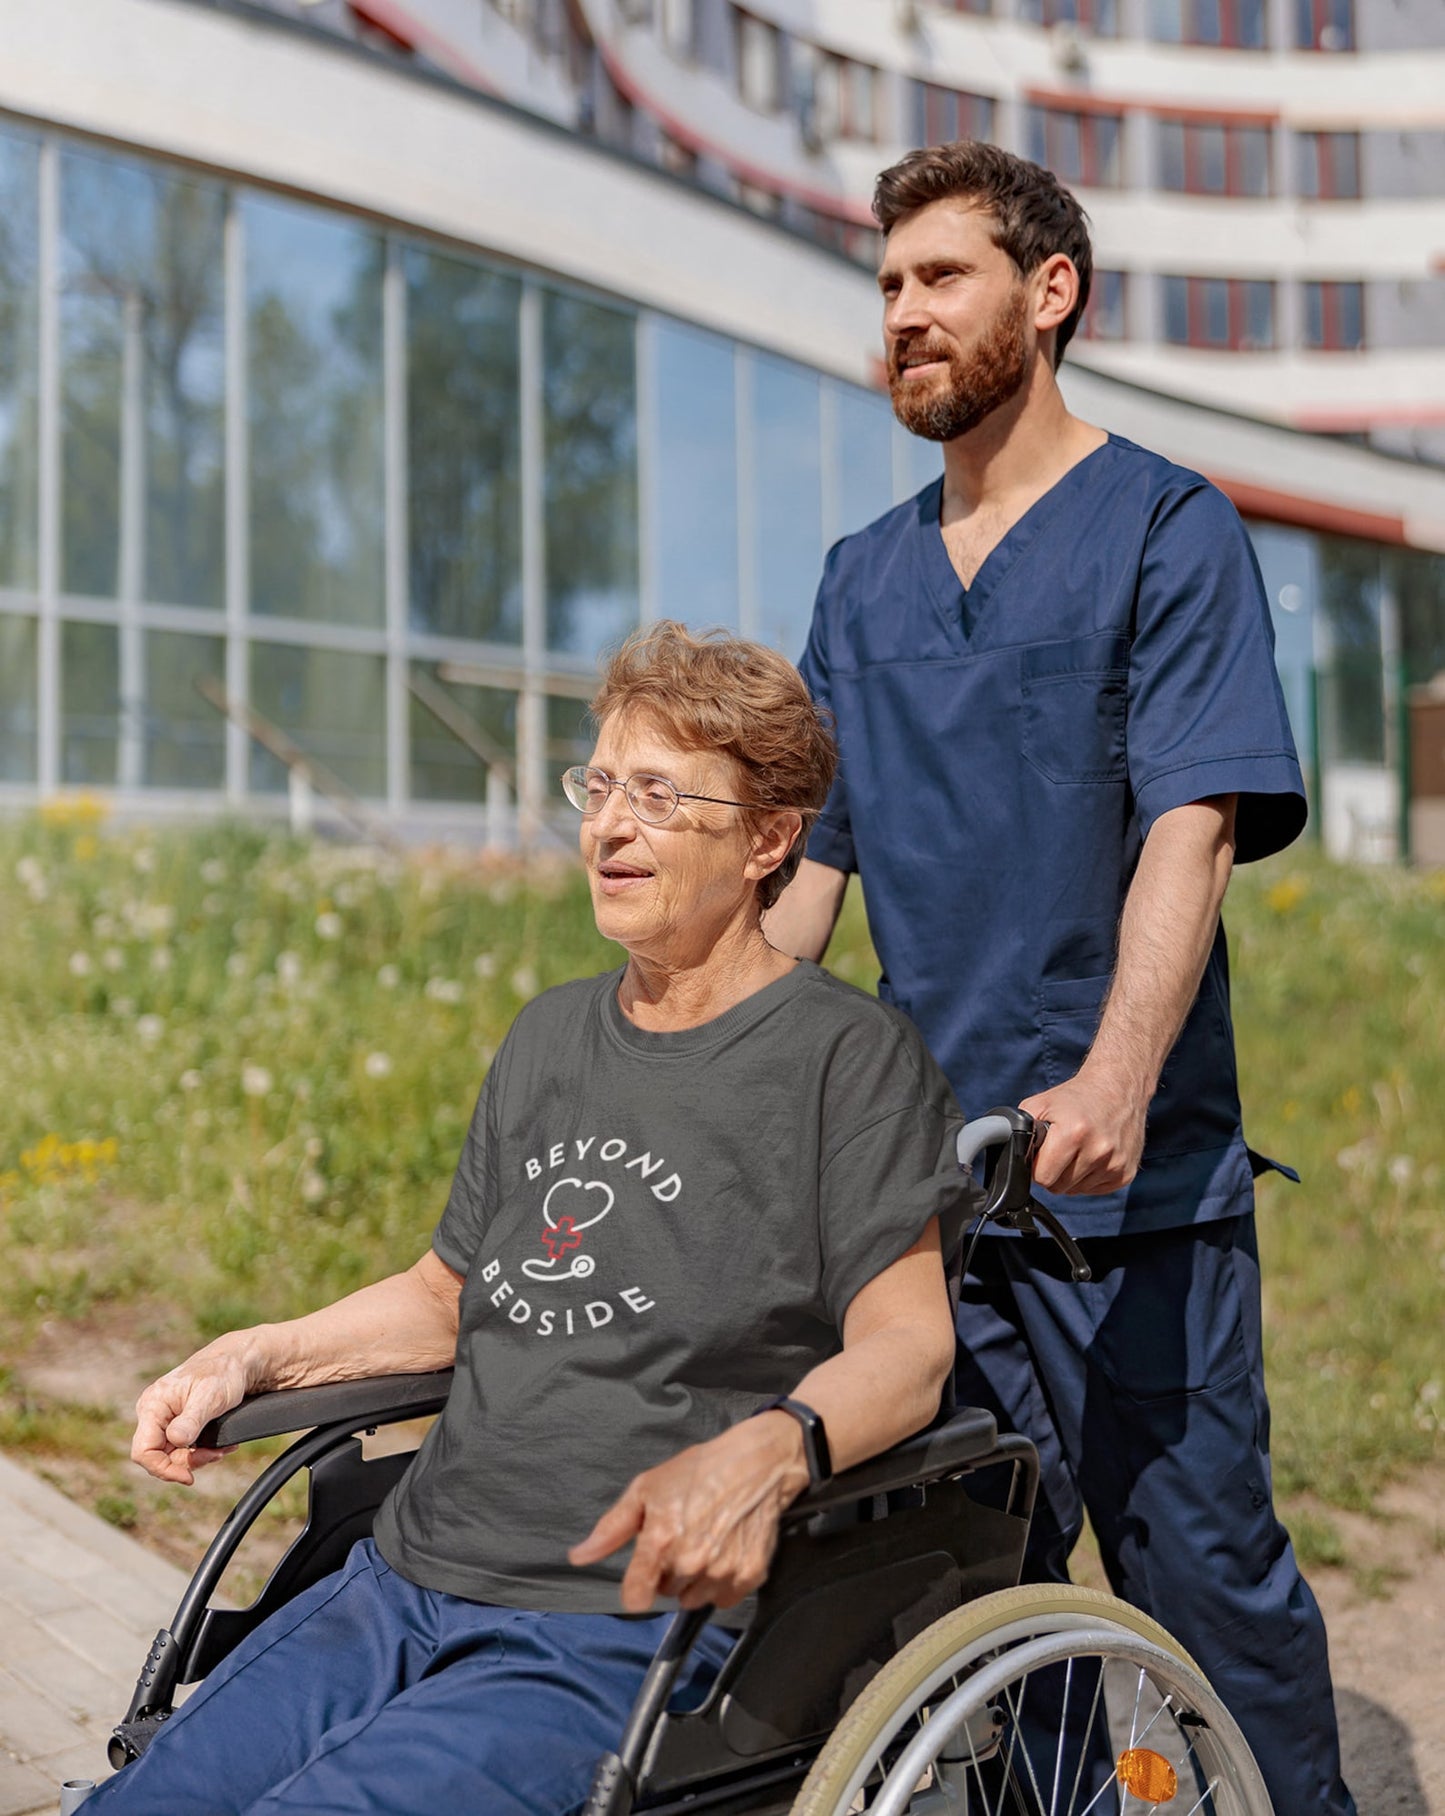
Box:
[315,912,343,941]
[510,965,539,1001]
[377,964,400,989]
[102,948,124,973]
[136,1014,164,1046]
[425,977,463,1005]
[200,859,227,885]
[276,952,303,986]
[69,952,93,977]
[364,1051,393,1079]
[241,1064,272,1098]
[300,1171,327,1203]
[179,1069,203,1091]
[473,953,498,980]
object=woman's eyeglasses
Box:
[560,766,750,826]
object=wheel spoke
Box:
[1181,1777,1222,1815]
[1066,1663,1106,1816]
[1049,1657,1074,1815]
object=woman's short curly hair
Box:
[590,622,837,910]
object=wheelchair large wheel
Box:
[791,1584,1272,1816]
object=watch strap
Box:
[756,1394,833,1487]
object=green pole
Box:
[1397,656,1412,867]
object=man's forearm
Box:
[763,857,849,962]
[1085,796,1237,1105]
[1023,795,1237,1194]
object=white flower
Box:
[151,946,172,973]
[473,953,498,980]
[136,1014,164,1046]
[179,1069,203,1091]
[425,977,463,1005]
[102,948,124,973]
[111,996,135,1018]
[315,912,343,941]
[68,951,93,977]
[132,847,156,874]
[25,876,48,902]
[1387,1155,1414,1187]
[276,952,303,986]
[138,903,175,937]
[16,857,43,887]
[300,1170,327,1203]
[294,1078,313,1101]
[510,965,539,1000]
[225,953,248,979]
[241,1064,273,1098]
[377,964,400,989]
[200,859,227,885]
[304,1136,324,1159]
[364,1051,393,1079]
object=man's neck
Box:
[939,365,1104,523]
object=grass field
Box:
[0,806,1441,1575]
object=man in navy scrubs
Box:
[767,140,1354,1814]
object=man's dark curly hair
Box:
[874,140,1094,367]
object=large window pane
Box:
[1159,122,1187,191]
[542,290,638,656]
[144,629,225,788]
[406,248,522,643]
[1238,128,1271,198]
[61,619,120,785]
[1201,278,1230,345]
[0,615,37,781]
[409,662,516,804]
[246,196,384,626]
[835,385,894,539]
[61,148,225,608]
[249,642,385,795]
[652,320,739,628]
[0,129,40,592]
[1319,541,1384,763]
[750,355,822,659]
[1162,275,1190,344]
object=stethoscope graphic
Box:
[519,1177,615,1283]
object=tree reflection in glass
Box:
[542,290,639,655]
[0,126,40,593]
[59,147,225,608]
[406,248,522,644]
[246,195,384,627]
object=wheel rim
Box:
[867,1628,1264,1816]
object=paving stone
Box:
[7,1532,105,1594]
[0,1557,83,1623]
[2,1621,127,1730]
[0,1668,92,1763]
[0,1756,55,1816]
[27,1737,111,1794]
[36,1607,143,1688]
[67,1560,181,1638]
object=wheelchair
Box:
[98,1112,1273,1816]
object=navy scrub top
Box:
[798,433,1306,1237]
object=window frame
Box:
[1157,115,1274,197]
[1163,274,1276,351]
[1026,103,1124,188]
[1303,280,1365,352]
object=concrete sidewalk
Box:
[0,1450,190,1815]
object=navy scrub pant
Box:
[84,1538,733,1815]
[956,1212,1354,1816]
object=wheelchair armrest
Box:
[787,1404,1000,1519]
[198,1369,455,1448]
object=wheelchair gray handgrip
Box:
[955,1113,1019,1172]
[199,1369,455,1448]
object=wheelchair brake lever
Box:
[1019,1199,1092,1284]
[972,1108,1092,1283]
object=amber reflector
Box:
[1116,1748,1178,1802]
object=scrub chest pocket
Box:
[1020,634,1130,786]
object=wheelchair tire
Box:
[789,1583,1273,1816]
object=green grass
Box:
[0,810,1441,1536]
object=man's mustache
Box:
[888,338,955,380]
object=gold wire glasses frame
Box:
[560,766,751,826]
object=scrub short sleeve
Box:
[1128,483,1307,864]
[798,544,858,875]
[432,1052,504,1275]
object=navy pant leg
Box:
[955,1216,1355,1816]
[86,1538,732,1816]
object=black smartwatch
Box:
[756,1394,833,1488]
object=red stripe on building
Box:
[1209,475,1408,543]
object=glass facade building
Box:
[0,119,939,835]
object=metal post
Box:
[383,238,409,821]
[117,286,145,792]
[518,280,545,852]
[223,191,248,806]
[36,135,60,796]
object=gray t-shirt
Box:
[373,960,968,1613]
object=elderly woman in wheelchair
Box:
[88,624,972,1815]
[88,624,1274,1816]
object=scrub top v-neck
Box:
[799,433,1306,1238]
[921,440,1110,645]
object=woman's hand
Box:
[569,1413,810,1611]
[131,1339,261,1485]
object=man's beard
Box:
[888,286,1031,443]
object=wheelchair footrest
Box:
[108,1711,171,1770]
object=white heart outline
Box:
[541,1176,615,1234]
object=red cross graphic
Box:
[541,1216,583,1261]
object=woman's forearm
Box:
[785,1314,954,1477]
[207,1250,462,1396]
